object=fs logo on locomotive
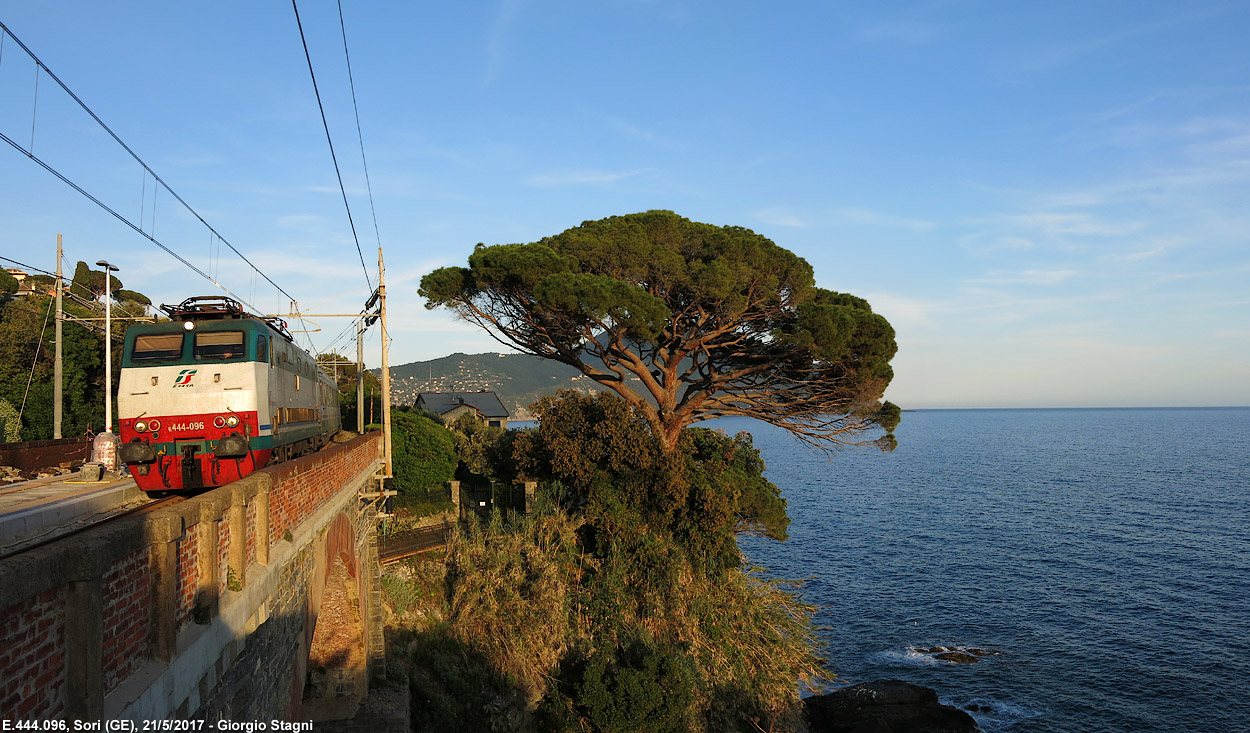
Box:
[174,369,198,387]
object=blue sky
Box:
[2,1,1247,408]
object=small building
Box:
[4,268,32,298]
[416,391,510,429]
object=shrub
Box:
[392,411,456,495]
[564,634,697,733]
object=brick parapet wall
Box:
[0,587,66,719]
[101,549,150,695]
[0,432,382,721]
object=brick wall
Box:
[0,432,383,721]
[101,549,150,694]
[245,502,257,568]
[265,438,376,546]
[177,523,201,630]
[218,515,231,595]
[0,587,67,719]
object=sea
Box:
[726,407,1250,733]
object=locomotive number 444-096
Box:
[169,422,205,432]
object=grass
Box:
[379,499,829,732]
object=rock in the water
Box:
[804,679,981,733]
[934,651,981,664]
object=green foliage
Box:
[0,295,111,439]
[0,270,17,299]
[0,399,21,443]
[449,414,516,481]
[325,352,381,431]
[686,427,789,541]
[515,391,785,574]
[25,274,56,294]
[542,634,697,733]
[69,261,92,301]
[415,504,825,732]
[115,289,151,306]
[380,562,445,617]
[84,269,123,299]
[391,411,456,494]
[421,210,900,451]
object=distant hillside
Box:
[378,352,601,419]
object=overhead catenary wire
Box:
[336,0,383,253]
[0,127,262,314]
[0,255,56,278]
[290,0,373,292]
[0,21,298,307]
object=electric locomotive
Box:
[117,296,341,493]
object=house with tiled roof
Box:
[415,391,510,429]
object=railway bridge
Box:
[0,432,386,722]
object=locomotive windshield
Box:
[194,331,246,361]
[131,333,184,364]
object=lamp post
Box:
[96,260,119,434]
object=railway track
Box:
[379,523,450,563]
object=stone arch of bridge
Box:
[292,509,368,719]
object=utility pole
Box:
[96,260,119,434]
[54,234,63,438]
[356,318,365,433]
[379,247,392,477]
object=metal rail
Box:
[378,523,450,564]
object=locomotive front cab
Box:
[118,297,277,492]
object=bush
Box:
[449,414,516,481]
[548,634,697,733]
[429,503,824,731]
[391,411,456,495]
[515,391,788,574]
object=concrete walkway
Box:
[0,475,144,555]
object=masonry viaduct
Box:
[0,432,386,723]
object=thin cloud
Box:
[483,0,524,87]
[1017,9,1225,73]
[753,208,807,228]
[831,207,936,232]
[857,21,950,45]
[607,115,657,144]
[1121,244,1170,261]
[968,269,1079,286]
[957,233,1037,252]
[994,212,1142,237]
[524,169,644,187]
[276,214,329,229]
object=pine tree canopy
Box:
[420,210,900,451]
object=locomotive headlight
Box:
[213,416,226,428]
[134,420,148,433]
[148,419,161,431]
[225,415,240,428]
[182,320,196,331]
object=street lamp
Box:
[96,260,119,435]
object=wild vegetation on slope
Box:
[383,392,827,732]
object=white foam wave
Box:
[942,695,1043,732]
[870,648,942,667]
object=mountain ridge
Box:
[377,352,599,419]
